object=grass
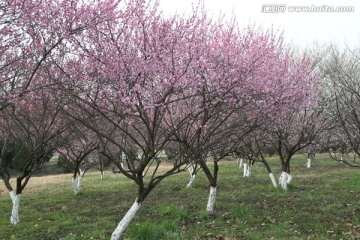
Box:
[0,153,359,239]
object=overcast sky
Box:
[159,0,360,50]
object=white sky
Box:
[159,0,360,50]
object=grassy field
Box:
[0,154,359,240]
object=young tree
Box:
[172,111,248,214]
[261,97,326,190]
[96,150,111,180]
[321,47,360,168]
[0,92,70,224]
[57,126,99,194]
[235,131,278,188]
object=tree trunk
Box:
[247,164,251,177]
[306,158,312,168]
[279,171,292,191]
[269,173,278,188]
[187,174,196,188]
[72,176,81,195]
[72,168,85,195]
[111,200,141,240]
[261,159,277,188]
[198,159,218,214]
[307,153,312,168]
[186,164,196,188]
[243,162,251,177]
[239,158,243,169]
[206,186,217,214]
[100,170,105,179]
[10,191,21,225]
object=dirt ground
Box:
[0,173,73,197]
[0,162,187,197]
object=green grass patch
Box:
[0,153,359,239]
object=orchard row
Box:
[0,0,359,239]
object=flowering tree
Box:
[0,92,70,224]
[0,0,120,225]
[235,130,278,188]
[262,109,326,190]
[171,102,257,214]
[321,47,360,167]
[60,0,306,235]
[57,125,99,194]
[0,0,118,111]
[258,53,324,190]
[0,0,327,238]
[56,2,225,238]
[96,149,111,180]
[170,26,322,211]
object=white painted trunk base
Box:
[269,173,278,188]
[243,163,251,177]
[111,201,141,240]
[10,191,21,225]
[72,176,81,195]
[188,165,194,177]
[279,171,292,191]
[239,158,243,169]
[100,171,105,179]
[186,165,196,188]
[79,169,85,178]
[247,165,251,177]
[307,158,312,168]
[243,163,247,177]
[187,174,196,188]
[206,186,217,214]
